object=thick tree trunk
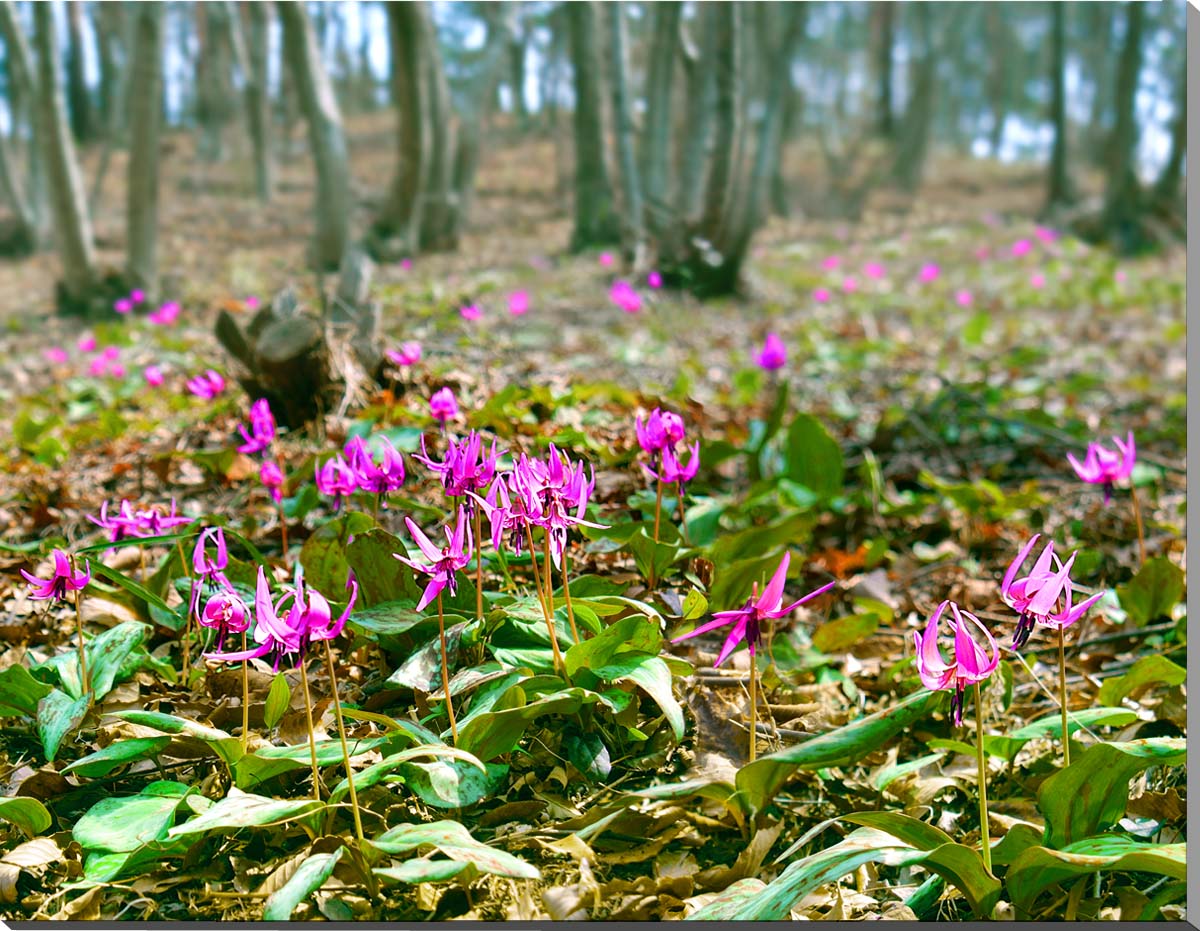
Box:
[277,0,352,270]
[1044,1,1073,212]
[1083,3,1115,164]
[0,0,45,242]
[31,1,97,306]
[889,3,935,193]
[508,22,528,127]
[566,0,620,251]
[1150,61,1185,209]
[640,1,680,237]
[65,2,94,143]
[126,2,164,298]
[677,4,716,224]
[770,87,800,218]
[606,2,644,263]
[1099,1,1145,247]
[871,1,895,139]
[195,3,236,162]
[696,4,741,243]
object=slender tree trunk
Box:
[696,3,741,242]
[1150,60,1185,209]
[1099,1,1145,246]
[1044,1,1072,212]
[0,0,46,241]
[452,8,509,240]
[640,1,680,237]
[508,22,528,128]
[770,86,800,218]
[677,3,716,224]
[245,1,273,201]
[417,6,458,251]
[566,0,620,251]
[606,2,644,263]
[985,3,1009,156]
[890,3,935,192]
[872,1,895,139]
[31,1,97,306]
[65,1,94,143]
[277,0,352,269]
[1083,3,1115,164]
[126,2,164,297]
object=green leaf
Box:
[168,789,325,837]
[345,529,424,607]
[962,311,990,346]
[1096,654,1186,706]
[371,821,540,879]
[869,752,945,792]
[565,731,612,782]
[811,613,878,654]
[1006,837,1186,915]
[263,674,291,730]
[593,653,685,741]
[0,797,52,837]
[0,664,53,717]
[88,562,170,612]
[783,413,843,500]
[399,759,509,809]
[233,738,388,791]
[85,621,149,701]
[564,613,661,678]
[1116,557,1184,625]
[626,527,683,584]
[385,619,471,691]
[374,860,472,884]
[63,737,172,779]
[108,710,245,764]
[735,690,938,818]
[1037,738,1187,848]
[329,745,488,803]
[683,878,768,920]
[74,781,192,852]
[455,687,594,762]
[682,589,708,620]
[299,512,376,597]
[38,689,90,762]
[347,601,426,640]
[262,848,344,921]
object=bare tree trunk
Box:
[640,1,680,238]
[1150,60,1185,209]
[0,0,45,242]
[889,3,935,192]
[871,1,895,139]
[126,2,164,297]
[277,0,352,269]
[1099,1,1145,248]
[373,1,425,255]
[606,2,644,263]
[1082,3,1115,164]
[65,1,94,143]
[677,4,716,224]
[566,0,619,251]
[195,2,236,161]
[416,5,458,251]
[246,1,273,201]
[507,16,528,128]
[1043,1,1072,213]
[31,1,97,306]
[696,3,741,243]
[770,86,800,218]
[985,3,1010,156]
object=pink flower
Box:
[260,460,284,503]
[918,263,940,283]
[820,255,840,271]
[102,346,120,361]
[395,507,474,611]
[198,590,250,652]
[386,341,422,367]
[413,430,501,499]
[863,262,885,280]
[460,303,482,321]
[315,454,358,510]
[974,246,991,261]
[508,291,530,316]
[636,408,686,454]
[1115,269,1127,284]
[643,441,701,490]
[913,600,999,726]
[245,296,260,310]
[813,288,831,303]
[130,289,145,304]
[21,549,90,601]
[609,279,642,313]
[955,289,973,308]
[144,365,165,387]
[149,302,180,325]
[1034,226,1058,244]
[88,357,108,377]
[187,370,226,399]
[109,363,127,379]
[755,332,787,371]
[238,398,277,455]
[1011,239,1033,258]
[114,298,133,314]
[43,346,68,365]
[1030,272,1045,288]
[672,552,836,668]
[599,252,614,267]
[1067,431,1136,503]
[1002,535,1104,649]
[78,335,97,353]
[400,258,413,271]
[647,270,663,289]
[345,434,406,497]
[842,276,858,293]
[430,387,459,425]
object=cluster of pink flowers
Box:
[113,288,146,315]
[636,407,699,491]
[386,341,422,368]
[315,433,407,510]
[609,280,642,314]
[429,387,458,427]
[187,370,226,399]
[89,498,193,546]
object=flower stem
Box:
[524,524,564,674]
[298,659,322,801]
[324,639,364,842]
[473,508,484,622]
[241,634,249,754]
[73,589,89,695]
[652,476,664,544]
[437,593,458,744]
[677,484,691,546]
[973,681,992,875]
[177,541,193,686]
[1130,485,1146,566]
[562,549,580,644]
[748,648,758,763]
[1058,625,1070,767]
[277,500,289,567]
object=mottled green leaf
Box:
[262,848,344,921]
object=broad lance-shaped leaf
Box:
[1006,837,1186,915]
[232,737,389,791]
[64,737,172,779]
[168,789,325,837]
[0,797,52,837]
[329,745,488,803]
[736,689,938,818]
[0,664,53,717]
[108,710,245,765]
[1037,738,1186,849]
[74,781,194,853]
[1096,654,1186,706]
[262,848,344,921]
[38,689,90,763]
[592,653,685,741]
[370,821,540,879]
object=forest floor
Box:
[0,115,1187,921]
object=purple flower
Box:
[22,549,90,601]
[508,291,530,316]
[609,279,642,314]
[644,441,700,489]
[148,302,180,326]
[386,341,422,367]
[238,398,277,456]
[144,365,165,387]
[413,430,500,500]
[430,387,459,425]
[132,500,193,537]
[918,263,940,283]
[672,552,836,667]
[599,252,615,267]
[190,527,231,618]
[820,255,840,271]
[1002,535,1105,649]
[813,287,831,303]
[842,276,859,293]
[913,600,999,726]
[1067,431,1136,504]
[635,408,686,455]
[261,460,284,503]
[78,335,97,353]
[245,296,260,310]
[1030,272,1045,288]
[345,435,406,498]
[755,332,787,371]
[198,590,250,652]
[955,289,973,308]
[114,298,133,314]
[515,445,607,567]
[395,507,474,611]
[863,261,886,280]
[187,370,226,400]
[1034,226,1058,244]
[44,346,69,365]
[460,304,482,321]
[1011,239,1033,258]
[316,455,358,510]
[130,289,145,304]
[88,500,141,545]
[647,270,663,289]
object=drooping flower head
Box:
[672,552,836,667]
[386,341,422,367]
[261,460,284,503]
[345,434,406,500]
[1001,535,1105,649]
[89,500,142,545]
[635,407,686,456]
[755,332,787,371]
[508,291,530,316]
[644,441,701,494]
[144,365,165,387]
[22,549,90,601]
[238,398,277,456]
[413,431,501,502]
[198,590,250,652]
[609,280,642,314]
[395,507,474,611]
[1067,431,1136,504]
[187,370,226,400]
[132,500,193,537]
[913,600,999,726]
[315,455,358,511]
[514,445,607,567]
[190,527,231,619]
[430,387,459,427]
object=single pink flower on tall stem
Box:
[1068,430,1142,562]
[23,549,92,693]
